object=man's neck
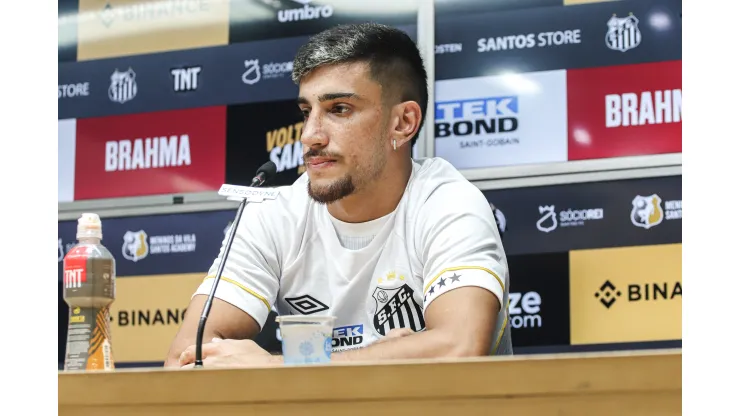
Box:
[327,159,413,224]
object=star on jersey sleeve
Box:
[192,203,281,330]
[416,183,508,314]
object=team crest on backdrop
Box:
[122,230,150,262]
[630,194,664,229]
[605,13,641,52]
[109,68,138,104]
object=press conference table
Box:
[58,348,681,415]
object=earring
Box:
[393,139,397,151]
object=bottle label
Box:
[63,246,88,289]
[64,306,115,371]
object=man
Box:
[167,23,511,368]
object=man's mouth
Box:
[306,157,336,168]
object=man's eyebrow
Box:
[296,92,363,106]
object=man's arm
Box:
[164,200,282,367]
[332,286,499,361]
[164,295,261,367]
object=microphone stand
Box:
[193,174,269,368]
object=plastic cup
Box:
[276,315,336,365]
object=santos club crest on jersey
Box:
[371,284,425,336]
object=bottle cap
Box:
[77,212,103,240]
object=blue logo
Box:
[299,341,314,357]
[435,96,518,121]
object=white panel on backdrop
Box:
[58,119,76,203]
[434,70,568,170]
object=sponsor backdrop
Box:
[228,0,418,43]
[58,174,680,366]
[567,60,682,160]
[76,0,230,61]
[569,243,682,345]
[433,0,681,171]
[58,0,681,367]
[434,70,568,169]
[58,0,78,63]
[58,0,680,201]
[58,119,77,203]
[74,106,227,200]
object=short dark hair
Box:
[292,23,428,147]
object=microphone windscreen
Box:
[257,161,277,180]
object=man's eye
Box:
[301,109,310,119]
[332,105,350,114]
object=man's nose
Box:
[300,113,329,148]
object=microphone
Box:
[193,161,278,368]
[251,161,278,187]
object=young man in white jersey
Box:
[167,23,512,368]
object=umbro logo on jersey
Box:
[285,294,329,315]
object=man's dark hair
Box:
[292,23,429,147]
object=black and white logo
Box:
[59,82,90,99]
[108,68,137,104]
[595,279,681,309]
[605,13,641,52]
[242,60,261,85]
[536,204,604,233]
[242,59,293,85]
[489,203,507,235]
[278,0,333,23]
[285,294,329,315]
[509,291,542,329]
[371,284,425,336]
[171,66,201,92]
[595,280,621,309]
[536,205,557,233]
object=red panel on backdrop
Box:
[567,60,682,161]
[74,106,226,200]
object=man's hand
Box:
[178,338,282,369]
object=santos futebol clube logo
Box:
[630,194,681,230]
[109,68,137,104]
[605,12,641,52]
[121,229,197,262]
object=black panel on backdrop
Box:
[58,0,78,63]
[58,37,308,120]
[435,0,681,79]
[484,175,682,256]
[435,0,562,16]
[229,0,418,44]
[226,100,306,187]
[507,252,571,349]
[58,210,236,279]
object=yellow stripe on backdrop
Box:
[569,243,682,345]
[76,0,230,61]
[108,273,204,363]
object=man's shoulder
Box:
[409,157,489,209]
[249,174,312,226]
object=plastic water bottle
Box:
[62,213,116,371]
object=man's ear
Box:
[389,101,423,149]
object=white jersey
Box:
[194,157,512,355]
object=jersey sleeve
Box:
[416,183,508,314]
[192,203,281,330]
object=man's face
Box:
[297,62,389,204]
